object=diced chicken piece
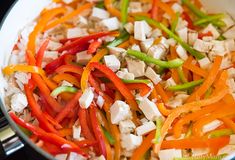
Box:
[227,68,235,78]
[227,78,235,93]
[165,77,176,89]
[176,18,188,31]
[225,39,235,52]
[220,56,232,70]
[218,145,235,155]
[126,58,146,77]
[222,14,235,31]
[159,37,169,49]
[166,38,176,47]
[229,135,235,145]
[61,80,73,87]
[110,100,131,124]
[193,39,213,53]
[107,46,126,57]
[139,97,161,121]
[72,125,81,140]
[116,69,135,80]
[67,152,86,160]
[202,36,213,42]
[67,28,88,38]
[76,50,92,65]
[140,38,154,52]
[55,154,67,160]
[96,155,106,160]
[140,118,148,124]
[210,40,228,56]
[202,24,220,39]
[171,3,183,13]
[163,13,171,20]
[11,93,28,113]
[147,44,167,60]
[79,87,94,109]
[119,120,136,134]
[124,22,134,34]
[136,121,156,136]
[44,51,58,60]
[166,98,183,108]
[192,148,209,157]
[15,72,30,85]
[145,67,161,85]
[198,56,211,69]
[134,21,152,41]
[47,40,62,51]
[90,7,110,20]
[158,149,182,160]
[96,95,104,108]
[131,44,141,51]
[223,25,235,39]
[177,27,188,43]
[188,29,198,45]
[202,120,223,133]
[99,17,120,31]
[150,28,162,39]
[129,2,143,13]
[104,55,121,72]
[62,0,73,4]
[121,134,142,151]
[176,45,188,60]
[100,36,115,42]
[75,16,88,27]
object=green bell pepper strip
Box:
[107,31,130,47]
[153,117,163,144]
[102,126,115,145]
[121,0,129,24]
[122,79,151,84]
[194,14,225,27]
[177,66,188,83]
[207,129,234,138]
[50,86,78,97]
[171,12,180,33]
[134,16,205,59]
[127,49,184,68]
[96,1,105,8]
[167,79,204,91]
[174,154,228,160]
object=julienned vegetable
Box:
[122,79,151,84]
[194,14,225,27]
[167,79,204,91]
[107,31,130,47]
[120,0,129,24]
[134,16,205,59]
[153,117,163,144]
[127,49,184,68]
[173,154,228,160]
[207,129,234,138]
[102,126,115,145]
[50,86,78,98]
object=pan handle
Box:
[0,114,24,159]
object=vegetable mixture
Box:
[3,0,235,159]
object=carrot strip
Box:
[151,0,159,20]
[59,128,72,137]
[52,73,80,88]
[154,83,169,103]
[221,117,235,134]
[157,0,176,19]
[44,3,93,31]
[186,56,222,102]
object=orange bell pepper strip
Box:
[3,64,45,76]
[58,128,73,137]
[157,0,176,19]
[221,117,235,133]
[55,64,83,75]
[151,0,160,20]
[126,83,151,97]
[153,86,228,154]
[52,73,80,88]
[154,83,169,103]
[43,3,92,31]
[55,91,82,123]
[35,39,49,67]
[28,7,66,55]
[88,40,102,54]
[89,62,139,111]
[10,112,88,157]
[186,56,222,102]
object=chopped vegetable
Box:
[120,0,129,24]
[171,12,180,33]
[122,79,151,84]
[153,117,163,144]
[207,129,234,138]
[173,154,228,160]
[167,79,204,91]
[50,86,78,98]
[102,126,115,145]
[194,14,225,27]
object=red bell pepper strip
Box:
[24,85,59,135]
[55,64,83,75]
[55,91,82,123]
[43,111,62,129]
[126,83,151,97]
[89,105,107,158]
[35,39,49,67]
[74,139,98,148]
[38,92,56,117]
[88,40,102,54]
[151,0,159,20]
[42,142,65,155]
[198,31,213,39]
[64,55,75,65]
[89,62,139,111]
[10,112,88,157]
[57,31,118,53]
[78,108,95,141]
[59,37,81,44]
[182,12,195,29]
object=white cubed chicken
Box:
[67,28,88,38]
[75,16,88,27]
[72,125,81,140]
[177,27,188,43]
[223,25,235,39]
[61,80,73,87]
[193,39,213,53]
[43,51,58,60]
[99,17,120,31]
[218,145,235,155]
[55,154,67,160]
[202,24,220,39]
[126,58,146,77]
[227,68,235,78]
[96,95,104,108]
[121,134,143,151]
[188,29,198,46]
[76,50,92,65]
[159,37,169,49]
[129,2,143,13]
[107,46,126,57]
[166,98,183,108]
[165,77,176,89]
[202,120,223,133]
[136,121,156,136]
[171,3,183,13]
[96,155,106,160]
[145,67,161,85]
[47,40,62,51]
[134,21,152,41]
[140,118,148,124]
[67,152,86,160]
[191,148,209,157]
[131,44,141,51]
[176,18,188,31]
[104,55,121,72]
[158,149,182,160]
[163,13,171,20]
[79,87,94,109]
[110,100,131,124]
[166,38,177,47]
[176,45,188,60]
[90,7,110,20]
[227,79,235,93]
[225,39,235,52]
[148,44,167,60]
[11,93,28,113]
[14,72,30,85]
[62,0,73,4]
[198,56,211,69]
[150,28,162,39]
[222,14,235,31]
[124,22,134,34]
[119,120,136,134]
[210,40,228,56]
[116,69,135,80]
[139,97,161,121]
[140,38,154,52]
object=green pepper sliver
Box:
[127,49,184,68]
[134,16,205,59]
[194,14,225,27]
[177,66,188,83]
[122,79,151,84]
[153,117,163,144]
[121,0,129,25]
[171,12,180,33]
[50,86,78,97]
[107,31,130,47]
[167,79,204,91]
[207,129,234,138]
[174,154,228,160]
[102,126,115,145]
